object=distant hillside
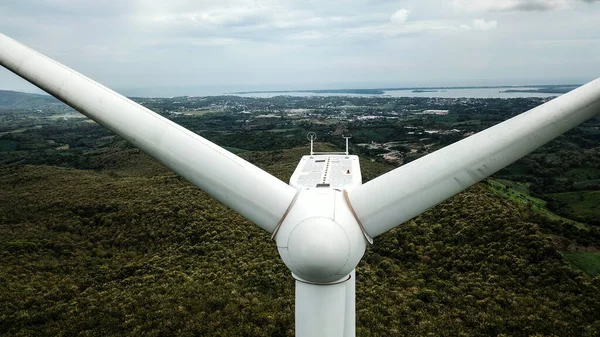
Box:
[0,90,61,109]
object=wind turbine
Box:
[2,32,600,337]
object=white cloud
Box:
[191,37,245,46]
[135,2,492,45]
[288,30,329,41]
[390,9,409,24]
[454,0,570,12]
[473,19,498,30]
[460,19,498,31]
[147,6,271,27]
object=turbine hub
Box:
[285,217,351,283]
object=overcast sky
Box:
[1,0,599,96]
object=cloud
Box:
[454,0,570,12]
[390,9,409,24]
[133,1,409,47]
[347,16,497,40]
[473,19,498,30]
[2,0,599,93]
[136,0,363,39]
[459,19,498,31]
[148,6,271,28]
[288,30,329,41]
[132,1,501,47]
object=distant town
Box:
[0,90,559,166]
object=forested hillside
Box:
[1,142,600,336]
[0,90,62,110]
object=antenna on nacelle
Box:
[343,135,352,155]
[307,132,352,156]
[307,132,317,155]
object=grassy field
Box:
[49,113,87,119]
[561,252,600,277]
[487,178,586,228]
[451,119,482,127]
[184,109,224,116]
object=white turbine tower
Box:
[2,32,600,337]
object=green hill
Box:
[1,144,600,336]
[0,90,61,110]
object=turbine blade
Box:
[295,275,354,337]
[0,33,296,233]
[348,78,600,237]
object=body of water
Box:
[383,87,562,99]
[230,87,564,99]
